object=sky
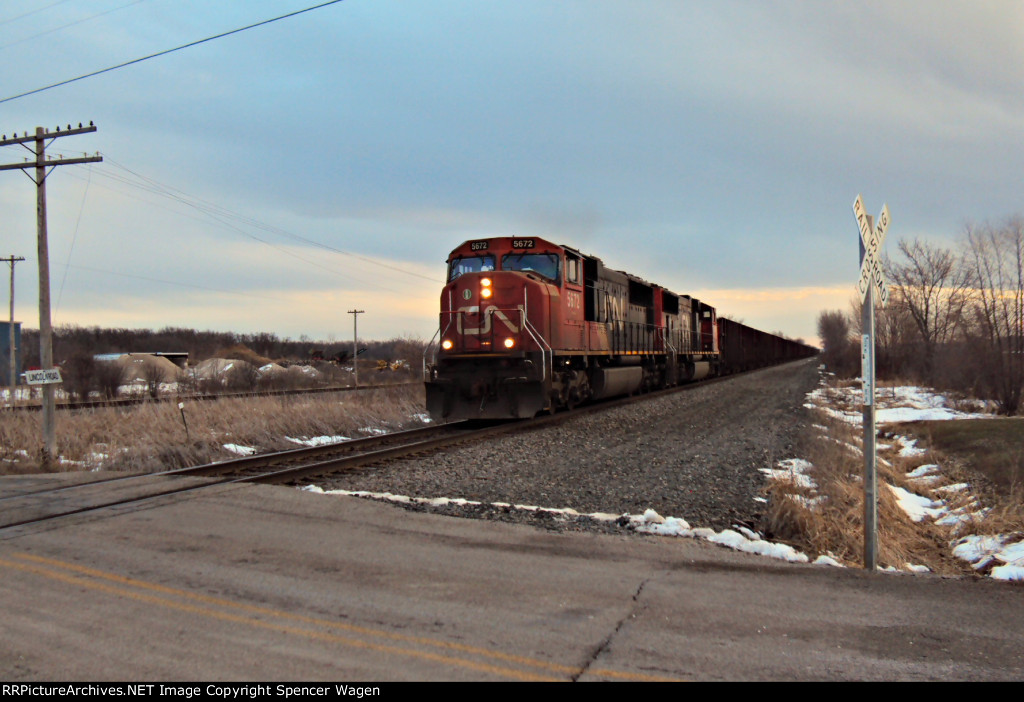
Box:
[2,0,1023,347]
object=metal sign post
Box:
[853,195,889,571]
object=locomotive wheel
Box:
[565,388,580,411]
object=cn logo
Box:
[456,305,520,335]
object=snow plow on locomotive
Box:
[424,237,815,420]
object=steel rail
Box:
[0,360,812,534]
[1,380,418,413]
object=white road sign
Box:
[25,368,63,385]
[861,334,873,405]
[853,196,890,306]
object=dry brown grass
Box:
[767,375,1024,575]
[0,384,427,474]
[764,412,994,575]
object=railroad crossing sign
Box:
[854,195,890,307]
[852,193,890,572]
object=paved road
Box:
[1,479,1021,681]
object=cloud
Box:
[3,1,1022,345]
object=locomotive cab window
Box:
[566,256,580,285]
[448,255,496,281]
[501,253,560,282]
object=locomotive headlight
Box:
[441,339,453,350]
[503,337,516,349]
[481,287,493,299]
[480,278,492,287]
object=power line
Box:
[0,0,75,28]
[0,0,152,51]
[61,263,287,303]
[59,165,415,296]
[0,0,347,104]
[97,158,439,283]
[55,163,94,319]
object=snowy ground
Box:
[798,377,1022,582]
[303,374,1023,581]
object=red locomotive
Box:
[425,236,815,420]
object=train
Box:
[424,236,817,420]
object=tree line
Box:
[18,326,425,368]
[14,326,428,401]
[818,217,1024,415]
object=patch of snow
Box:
[906,464,940,479]
[304,486,812,564]
[991,565,1024,581]
[222,443,257,456]
[953,535,1012,570]
[736,526,761,541]
[761,458,817,489]
[887,484,945,522]
[896,436,927,457]
[285,435,349,447]
[788,494,827,511]
[813,555,844,567]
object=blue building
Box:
[0,321,22,386]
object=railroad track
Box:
[1,380,418,413]
[0,367,759,535]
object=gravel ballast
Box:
[316,359,820,533]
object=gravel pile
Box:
[317,360,819,533]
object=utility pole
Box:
[3,256,25,395]
[348,309,364,386]
[1,123,102,467]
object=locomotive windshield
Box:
[501,253,560,281]
[448,255,496,281]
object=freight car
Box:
[425,236,815,420]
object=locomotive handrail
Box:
[423,289,455,377]
[521,315,550,383]
[521,292,550,383]
[659,326,677,356]
[422,327,441,378]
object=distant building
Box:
[93,352,189,369]
[0,321,22,386]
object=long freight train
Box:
[425,236,816,420]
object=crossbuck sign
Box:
[854,195,890,307]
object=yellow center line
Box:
[5,552,682,682]
[1,555,558,682]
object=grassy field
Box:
[902,419,1024,497]
[0,384,428,475]
[766,382,1024,574]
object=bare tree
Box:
[964,219,1024,415]
[884,238,972,383]
[95,360,127,399]
[226,362,260,392]
[62,353,96,403]
[141,362,165,399]
[817,309,855,376]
